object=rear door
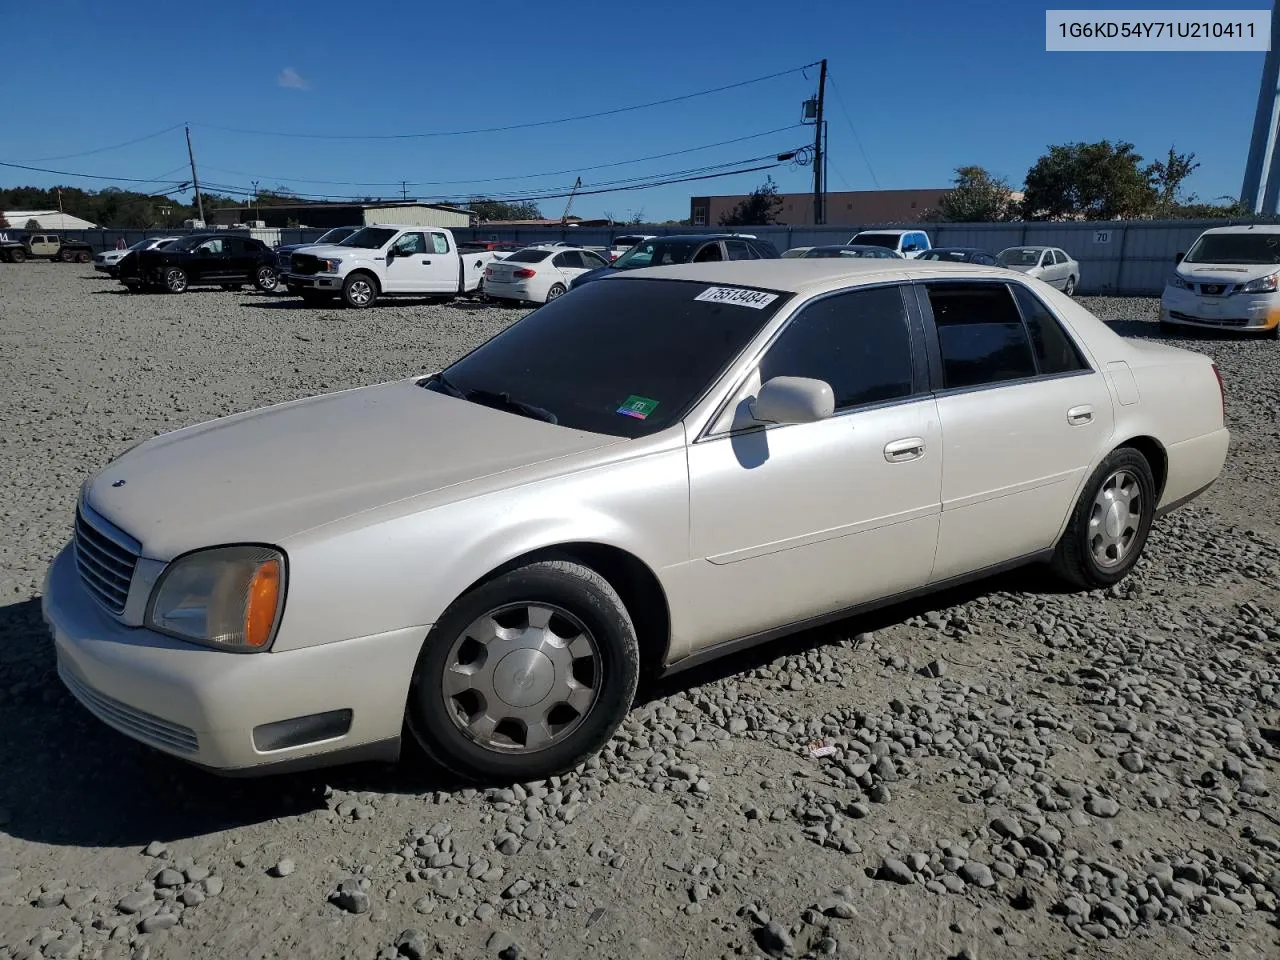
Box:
[917,279,1114,581]
[724,239,757,261]
[551,250,589,289]
[224,237,255,279]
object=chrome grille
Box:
[74,507,140,614]
[58,655,199,754]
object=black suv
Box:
[569,233,780,290]
[118,234,279,294]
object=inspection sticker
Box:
[617,395,659,420]
[693,286,779,309]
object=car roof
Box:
[608,257,1014,294]
[852,228,913,235]
[1000,244,1052,251]
[1200,224,1280,235]
[927,246,984,253]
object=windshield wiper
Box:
[426,374,558,424]
[464,388,559,425]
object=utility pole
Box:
[185,124,204,224]
[1241,0,1280,211]
[56,188,64,216]
[252,180,260,222]
[813,58,827,226]
[401,181,408,201]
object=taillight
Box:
[513,268,536,279]
[484,266,493,276]
[1211,362,1226,421]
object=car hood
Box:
[1176,261,1279,284]
[1000,263,1041,273]
[295,243,382,261]
[84,377,623,559]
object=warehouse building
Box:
[3,209,100,230]
[689,188,951,226]
[209,201,473,230]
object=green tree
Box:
[1145,147,1200,215]
[25,219,40,230]
[468,197,544,221]
[1022,140,1157,220]
[936,165,1016,222]
[719,177,783,226]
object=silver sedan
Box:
[998,245,1080,295]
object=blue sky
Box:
[0,0,1263,220]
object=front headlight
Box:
[1168,274,1193,290]
[319,258,342,273]
[146,546,286,652]
[1241,272,1279,294]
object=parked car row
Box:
[115,234,280,294]
[95,236,180,277]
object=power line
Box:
[22,125,186,163]
[825,72,880,189]
[197,124,805,189]
[0,158,200,184]
[190,62,820,141]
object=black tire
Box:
[76,251,91,263]
[1050,447,1156,590]
[342,271,377,308]
[254,265,278,292]
[406,560,640,784]
[163,267,188,294]
[10,248,26,263]
[1063,276,1076,297]
[545,283,566,303]
[58,249,72,263]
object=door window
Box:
[393,233,427,255]
[924,282,1037,389]
[1011,284,1088,374]
[581,250,609,268]
[692,243,723,263]
[725,240,755,261]
[758,285,915,412]
[196,239,224,255]
[553,251,585,269]
[1040,250,1054,267]
[429,233,450,254]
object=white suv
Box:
[1160,225,1280,338]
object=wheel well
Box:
[464,543,671,677]
[346,268,381,292]
[1117,435,1167,500]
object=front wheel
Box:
[1063,276,1076,296]
[163,267,188,293]
[406,560,640,784]
[545,283,566,303]
[342,272,377,308]
[76,251,91,263]
[9,249,26,263]
[254,265,278,292]
[1050,447,1155,590]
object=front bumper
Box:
[283,273,342,291]
[1160,287,1280,332]
[42,543,426,773]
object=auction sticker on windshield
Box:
[617,395,659,420]
[693,286,779,309]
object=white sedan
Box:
[94,237,179,276]
[482,246,610,303]
[998,245,1080,296]
[43,259,1228,783]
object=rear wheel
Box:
[58,249,73,263]
[406,560,640,784]
[254,265,279,292]
[1050,447,1155,590]
[342,272,377,308]
[545,283,566,303]
[1063,276,1076,296]
[163,267,188,294]
[75,250,91,263]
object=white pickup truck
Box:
[281,224,497,308]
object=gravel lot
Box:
[1,264,1278,960]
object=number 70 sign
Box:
[1093,230,1112,244]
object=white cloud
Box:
[278,67,310,91]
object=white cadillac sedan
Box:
[44,259,1229,783]
[482,246,611,304]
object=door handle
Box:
[1067,405,1094,425]
[884,437,925,462]
[422,259,432,264]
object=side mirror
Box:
[749,376,835,425]
[1174,251,1185,264]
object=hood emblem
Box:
[112,479,126,487]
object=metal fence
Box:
[9,218,1269,296]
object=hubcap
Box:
[1088,469,1142,568]
[166,270,185,292]
[441,603,600,754]
[547,286,563,301]
[258,268,277,289]
[348,280,372,305]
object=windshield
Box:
[802,246,886,259]
[317,227,358,244]
[338,227,396,249]
[1183,232,1280,265]
[612,238,704,269]
[127,238,157,251]
[430,277,791,438]
[998,248,1043,266]
[850,232,903,250]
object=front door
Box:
[686,283,942,648]
[918,280,1115,581]
[191,237,231,281]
